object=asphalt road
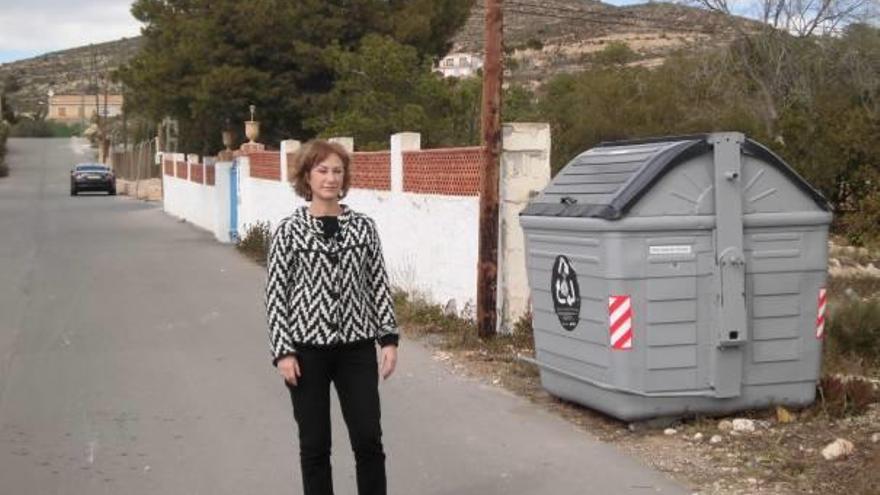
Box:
[0,138,689,494]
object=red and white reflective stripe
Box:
[816,288,827,339]
[609,295,633,350]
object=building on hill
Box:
[435,52,483,78]
[47,94,123,124]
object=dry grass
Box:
[829,236,880,267]
[823,290,880,377]
[394,291,547,400]
[827,275,880,301]
[236,221,272,266]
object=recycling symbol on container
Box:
[551,255,581,331]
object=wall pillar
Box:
[329,137,354,154]
[280,139,301,183]
[213,160,233,243]
[390,132,421,193]
[498,123,551,334]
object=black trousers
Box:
[287,342,386,495]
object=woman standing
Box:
[266,139,399,495]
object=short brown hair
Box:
[290,139,352,201]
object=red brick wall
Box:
[164,159,174,176]
[249,151,281,181]
[190,163,204,183]
[206,164,215,186]
[351,151,391,191]
[403,147,483,196]
[175,160,188,180]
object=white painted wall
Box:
[229,152,479,312]
[236,156,301,233]
[162,167,218,236]
[346,189,479,313]
[160,127,550,328]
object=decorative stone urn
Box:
[244,121,260,144]
[219,129,235,160]
[221,129,234,151]
[244,104,259,143]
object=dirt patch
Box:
[116,178,162,201]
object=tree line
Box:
[117,0,473,153]
[118,0,879,245]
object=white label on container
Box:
[649,245,692,255]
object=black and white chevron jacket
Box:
[265,205,399,364]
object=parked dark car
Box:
[70,163,116,196]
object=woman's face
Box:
[308,153,345,202]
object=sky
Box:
[0,0,739,65]
[0,0,142,64]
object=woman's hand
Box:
[278,355,301,386]
[380,346,398,380]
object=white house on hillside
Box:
[435,52,483,78]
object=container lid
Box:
[521,134,830,219]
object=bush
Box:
[0,121,9,177]
[525,38,544,51]
[825,297,880,365]
[840,165,880,247]
[236,221,272,266]
[9,119,85,138]
[593,41,637,66]
[9,118,54,137]
[818,374,878,418]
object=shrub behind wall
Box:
[0,121,9,177]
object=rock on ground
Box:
[821,438,855,461]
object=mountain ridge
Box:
[0,1,742,113]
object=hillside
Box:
[453,1,744,85]
[0,37,142,114]
[451,0,735,51]
[0,1,745,114]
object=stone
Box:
[821,438,855,461]
[461,301,476,320]
[442,299,457,317]
[710,435,723,444]
[871,433,880,443]
[693,432,704,441]
[776,406,794,423]
[732,418,756,433]
[718,420,734,431]
[664,428,677,436]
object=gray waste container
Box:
[519,132,832,421]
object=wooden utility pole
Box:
[477,0,503,338]
[101,75,110,164]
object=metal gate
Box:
[230,159,239,243]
